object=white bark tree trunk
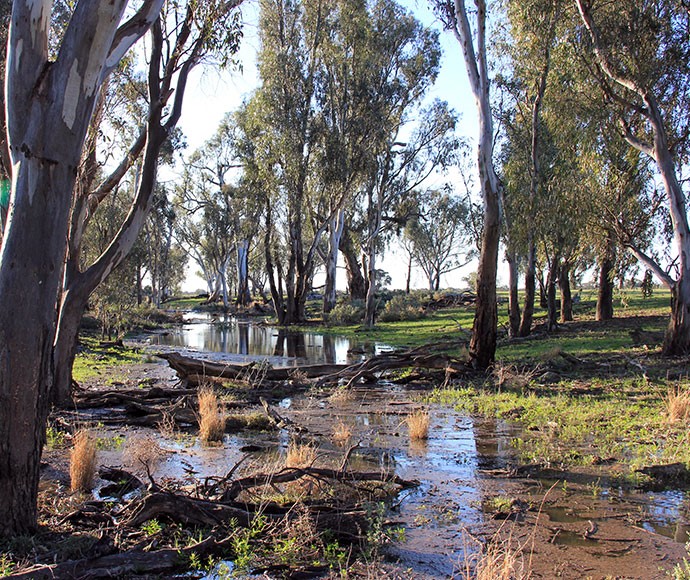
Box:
[323,208,345,314]
[0,0,163,536]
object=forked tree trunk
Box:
[0,0,164,537]
[340,229,366,300]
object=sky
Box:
[176,0,486,292]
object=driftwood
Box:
[158,351,349,385]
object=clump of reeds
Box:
[406,409,430,441]
[70,429,97,493]
[666,385,690,424]
[332,420,352,447]
[198,386,227,443]
[286,441,317,468]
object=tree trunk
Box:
[364,238,377,329]
[450,0,501,369]
[546,258,559,331]
[559,262,573,322]
[665,274,690,355]
[323,209,345,314]
[596,235,615,321]
[506,250,520,338]
[519,237,536,336]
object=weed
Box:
[96,433,125,450]
[45,425,67,450]
[671,558,690,580]
[141,518,163,536]
[286,441,317,468]
[239,360,272,388]
[157,410,177,438]
[469,538,529,580]
[0,554,15,576]
[406,409,430,441]
[197,386,226,443]
[329,387,356,403]
[70,429,97,493]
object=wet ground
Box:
[51,352,690,579]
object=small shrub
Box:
[326,300,364,325]
[406,410,430,441]
[286,441,317,468]
[378,293,425,322]
[70,429,97,493]
[198,386,227,443]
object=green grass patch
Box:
[72,336,143,384]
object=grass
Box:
[405,410,430,441]
[332,420,353,446]
[285,442,317,468]
[666,385,690,425]
[69,429,97,493]
[197,387,227,443]
[72,336,143,384]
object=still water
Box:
[146,314,385,365]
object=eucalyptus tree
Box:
[0,0,244,534]
[362,99,457,327]
[242,0,328,325]
[404,188,473,291]
[0,0,163,537]
[432,0,502,368]
[176,114,258,308]
[575,0,690,354]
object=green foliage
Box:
[141,519,163,537]
[378,293,426,323]
[326,300,365,326]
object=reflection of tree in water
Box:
[322,335,336,363]
[273,330,307,358]
[238,323,249,355]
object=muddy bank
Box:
[29,353,690,578]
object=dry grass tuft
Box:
[70,429,97,493]
[124,433,163,474]
[198,386,227,443]
[471,539,528,580]
[406,409,430,441]
[332,420,352,447]
[493,362,539,390]
[666,385,690,424]
[329,387,356,403]
[286,441,317,468]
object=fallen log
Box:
[158,351,349,385]
[7,537,219,580]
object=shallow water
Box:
[146,315,388,365]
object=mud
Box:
[45,355,690,579]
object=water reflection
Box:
[149,316,370,364]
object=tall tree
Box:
[0,0,164,537]
[434,0,502,368]
[575,0,690,354]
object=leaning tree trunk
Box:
[596,234,615,321]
